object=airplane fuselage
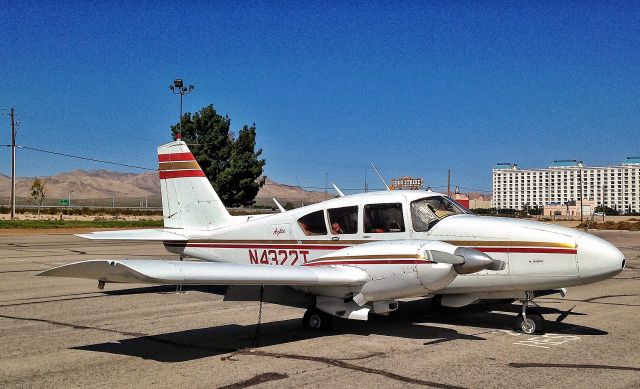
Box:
[164,190,624,299]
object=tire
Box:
[302,309,331,330]
[515,312,546,334]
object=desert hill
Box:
[0,171,329,206]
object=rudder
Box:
[158,140,232,229]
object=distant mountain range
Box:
[0,170,330,205]
[0,170,489,206]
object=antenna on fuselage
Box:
[370,163,390,191]
[272,198,285,213]
[332,183,345,197]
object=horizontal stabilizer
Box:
[76,229,187,241]
[36,260,369,286]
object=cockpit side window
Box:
[411,199,437,232]
[297,210,327,236]
[364,203,405,233]
[411,196,470,231]
[327,206,358,235]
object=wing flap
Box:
[36,260,369,286]
[76,229,187,241]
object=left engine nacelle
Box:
[313,240,489,304]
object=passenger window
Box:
[364,203,405,233]
[297,210,327,236]
[327,206,358,235]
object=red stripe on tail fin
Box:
[159,170,206,179]
[158,152,196,162]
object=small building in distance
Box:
[543,199,597,217]
[453,192,492,210]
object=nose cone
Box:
[577,233,625,284]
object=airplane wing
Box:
[76,229,187,241]
[36,259,369,286]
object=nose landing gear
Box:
[515,291,546,334]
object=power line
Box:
[267,156,450,172]
[3,144,490,191]
[7,145,156,171]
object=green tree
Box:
[171,105,266,206]
[29,177,46,216]
[595,205,619,216]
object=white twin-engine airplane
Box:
[39,140,626,334]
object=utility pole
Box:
[10,108,16,220]
[447,169,451,196]
[601,185,605,221]
[325,173,328,200]
[579,167,583,222]
[364,168,368,193]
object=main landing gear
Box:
[302,308,333,330]
[515,291,545,334]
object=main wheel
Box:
[302,308,332,330]
[515,312,545,334]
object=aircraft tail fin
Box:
[158,140,232,230]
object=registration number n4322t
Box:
[248,249,310,265]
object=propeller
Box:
[425,245,496,274]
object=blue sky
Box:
[1,1,638,193]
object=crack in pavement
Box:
[543,295,640,308]
[0,312,238,355]
[583,293,639,302]
[509,363,640,372]
[0,313,146,337]
[1,291,103,303]
[0,294,112,307]
[219,372,288,389]
[0,269,46,274]
[222,349,468,389]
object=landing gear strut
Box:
[515,291,545,334]
[302,308,332,330]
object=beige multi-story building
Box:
[492,158,640,214]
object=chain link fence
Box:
[0,196,163,210]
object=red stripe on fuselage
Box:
[304,259,432,266]
[158,152,196,162]
[171,243,576,254]
[159,170,206,179]
[183,243,350,250]
[476,247,577,254]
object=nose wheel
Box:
[515,291,546,334]
[302,308,332,330]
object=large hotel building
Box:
[492,157,640,213]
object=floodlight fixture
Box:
[169,78,195,139]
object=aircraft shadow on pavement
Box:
[102,285,228,296]
[397,298,608,336]
[73,313,484,362]
[73,296,606,363]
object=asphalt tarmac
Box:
[1,231,639,388]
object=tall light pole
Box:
[169,79,194,139]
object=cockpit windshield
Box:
[411,196,471,232]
